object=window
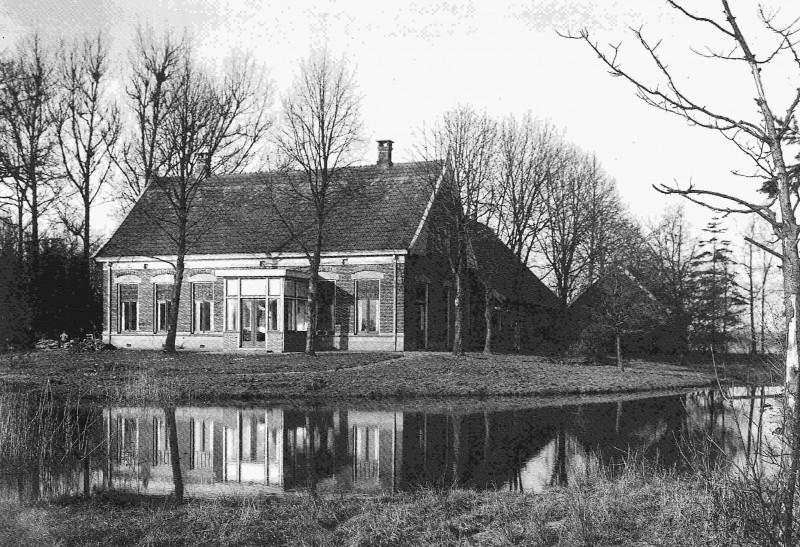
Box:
[226,299,239,331]
[268,279,280,330]
[225,279,239,331]
[154,284,172,333]
[317,281,335,333]
[284,279,308,331]
[355,279,379,333]
[268,298,278,330]
[193,283,214,333]
[119,284,138,332]
[241,278,264,296]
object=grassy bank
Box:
[0,464,741,547]
[0,349,778,404]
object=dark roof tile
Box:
[97,162,437,258]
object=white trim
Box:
[215,268,309,279]
[115,274,142,284]
[96,249,409,263]
[187,273,216,283]
[352,270,385,280]
[151,274,174,284]
[318,272,340,281]
[409,163,446,250]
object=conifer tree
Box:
[689,219,745,353]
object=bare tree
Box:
[273,49,364,356]
[112,26,187,209]
[536,148,617,307]
[564,2,800,541]
[644,205,697,353]
[492,114,562,351]
[416,105,497,355]
[121,30,272,353]
[157,55,272,353]
[0,35,61,334]
[54,32,120,261]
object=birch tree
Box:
[565,2,800,541]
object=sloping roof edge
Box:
[408,162,446,252]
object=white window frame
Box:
[118,284,139,333]
[355,279,380,334]
[192,282,214,333]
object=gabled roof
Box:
[96,161,439,259]
[471,223,560,309]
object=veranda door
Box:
[241,298,267,348]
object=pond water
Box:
[0,386,784,501]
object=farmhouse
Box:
[95,141,558,352]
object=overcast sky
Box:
[2,0,798,239]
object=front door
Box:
[240,298,266,348]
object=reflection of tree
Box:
[551,428,568,487]
[163,406,183,504]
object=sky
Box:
[1,0,797,241]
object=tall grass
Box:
[0,383,105,501]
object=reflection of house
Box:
[104,407,405,495]
[5,390,777,501]
[99,391,774,498]
[95,141,557,352]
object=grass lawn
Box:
[0,349,778,405]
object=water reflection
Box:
[0,387,784,501]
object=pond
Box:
[0,386,784,501]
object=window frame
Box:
[154,284,172,333]
[284,279,308,332]
[192,282,214,334]
[355,279,380,334]
[118,284,139,333]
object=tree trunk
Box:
[164,230,186,353]
[483,286,493,355]
[30,176,40,337]
[305,225,324,356]
[749,242,757,355]
[83,195,91,262]
[305,253,320,356]
[452,266,465,356]
[164,406,184,504]
[761,272,768,354]
[780,252,800,546]
[615,332,624,371]
[305,273,318,355]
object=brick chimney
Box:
[377,140,393,168]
